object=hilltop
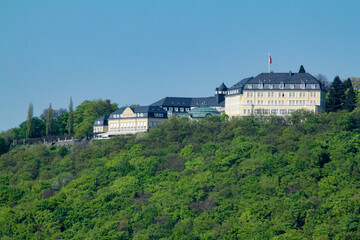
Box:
[1,109,360,239]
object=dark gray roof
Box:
[247,72,321,84]
[227,72,325,95]
[151,96,224,108]
[108,106,167,120]
[217,82,228,91]
[150,97,193,107]
[93,115,109,126]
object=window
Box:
[268,100,270,105]
[269,85,273,89]
[257,92,260,97]
[299,92,302,97]
[271,92,274,97]
[279,84,284,89]
[185,108,189,111]
[271,109,278,115]
[288,109,295,114]
[258,84,263,89]
[311,84,316,89]
[248,109,251,114]
[290,85,295,89]
[163,107,167,111]
[255,109,261,114]
[180,108,184,112]
[169,107,173,111]
[264,109,270,114]
[280,109,287,115]
[247,92,250,97]
[174,107,178,112]
[248,85,253,89]
[267,92,270,97]
[300,84,305,89]
[154,113,163,117]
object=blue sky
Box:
[1,0,359,131]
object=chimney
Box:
[289,71,292,77]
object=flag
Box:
[269,55,272,65]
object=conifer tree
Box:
[67,97,74,134]
[26,103,33,138]
[344,78,357,112]
[46,103,53,136]
[299,65,306,73]
[326,76,345,112]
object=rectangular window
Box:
[268,92,270,97]
[174,107,178,112]
[244,109,246,114]
[264,109,270,114]
[248,109,250,114]
[271,109,278,115]
[288,109,295,114]
[255,109,261,114]
[280,109,287,115]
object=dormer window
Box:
[279,82,284,89]
[248,85,253,89]
[269,85,273,89]
[300,81,306,89]
[290,85,295,89]
[311,84,316,89]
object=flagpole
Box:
[268,53,270,73]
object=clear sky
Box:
[1,0,359,131]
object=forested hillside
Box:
[1,108,360,239]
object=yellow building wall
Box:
[225,90,325,117]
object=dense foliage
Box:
[1,99,118,146]
[1,107,360,239]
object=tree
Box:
[316,74,330,91]
[26,103,33,138]
[344,78,357,112]
[46,103,53,136]
[326,76,345,112]
[73,99,118,138]
[299,65,306,73]
[67,97,74,135]
[0,136,8,155]
[350,77,360,90]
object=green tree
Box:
[0,136,8,155]
[326,76,345,112]
[73,99,118,138]
[46,103,53,136]
[26,103,33,138]
[344,78,357,112]
[299,65,306,73]
[66,97,74,134]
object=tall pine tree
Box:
[46,103,53,136]
[26,103,33,138]
[67,97,74,134]
[326,76,345,112]
[343,78,357,112]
